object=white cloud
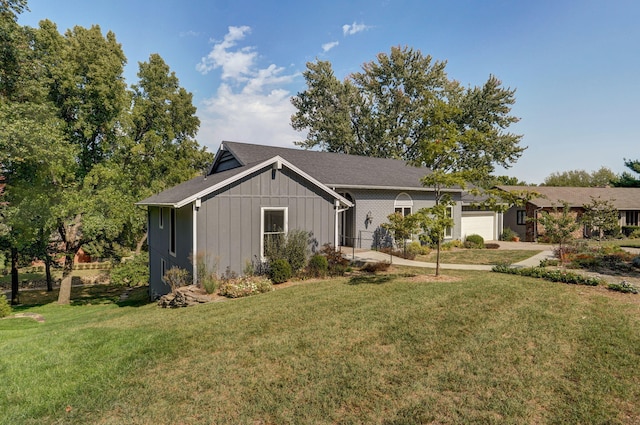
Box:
[196,25,256,79]
[196,26,303,150]
[322,41,339,52]
[342,22,370,36]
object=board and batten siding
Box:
[148,204,194,297]
[197,165,337,278]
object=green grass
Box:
[1,271,639,424]
[418,248,542,265]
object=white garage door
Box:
[461,213,495,241]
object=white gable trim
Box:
[173,156,353,209]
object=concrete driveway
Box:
[342,241,555,271]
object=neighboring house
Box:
[137,141,494,296]
[498,185,640,242]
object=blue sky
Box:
[18,0,640,184]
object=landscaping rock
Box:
[157,285,211,308]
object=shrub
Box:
[0,295,11,318]
[492,265,604,286]
[632,256,640,269]
[500,228,518,241]
[320,243,349,276]
[109,252,149,287]
[361,262,391,273]
[219,276,273,298]
[441,240,463,250]
[464,234,485,249]
[407,241,430,256]
[622,225,640,237]
[269,259,292,283]
[164,267,191,292]
[307,254,328,278]
[607,281,638,294]
[265,229,311,273]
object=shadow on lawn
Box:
[348,274,394,285]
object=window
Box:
[160,258,166,282]
[261,207,287,259]
[627,210,640,226]
[516,210,526,225]
[395,207,411,216]
[394,193,413,217]
[159,207,164,229]
[169,208,176,256]
[444,206,453,239]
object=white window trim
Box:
[169,208,176,257]
[444,206,453,239]
[260,207,288,261]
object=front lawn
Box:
[417,248,542,265]
[1,270,639,424]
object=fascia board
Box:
[329,184,464,193]
[175,156,354,209]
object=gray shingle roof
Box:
[138,141,438,206]
[497,185,640,209]
[222,141,433,189]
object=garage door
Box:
[461,213,495,241]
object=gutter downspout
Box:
[192,199,201,285]
[334,200,349,250]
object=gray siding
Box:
[503,207,526,239]
[346,189,463,248]
[148,205,193,298]
[196,165,336,281]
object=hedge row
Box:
[492,265,604,286]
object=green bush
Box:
[607,281,638,294]
[0,294,11,318]
[464,234,485,249]
[265,229,311,273]
[441,240,463,250]
[320,243,349,276]
[492,264,604,286]
[633,256,640,269]
[308,254,328,278]
[500,228,518,241]
[219,276,273,298]
[269,259,292,283]
[109,252,149,287]
[407,241,430,256]
[164,267,191,292]
[622,226,640,237]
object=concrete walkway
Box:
[342,242,555,271]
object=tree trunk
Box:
[135,233,147,255]
[45,254,53,292]
[57,251,74,305]
[10,247,19,305]
[435,237,441,277]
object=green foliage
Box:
[622,226,640,238]
[307,254,328,278]
[163,267,191,293]
[109,252,149,287]
[264,229,312,273]
[492,265,604,286]
[218,276,273,298]
[0,295,11,318]
[407,241,430,256]
[536,203,580,261]
[613,158,640,187]
[292,46,524,170]
[633,257,640,269]
[607,281,638,294]
[500,228,518,241]
[542,167,618,187]
[269,259,292,284]
[581,196,620,240]
[320,243,349,276]
[464,234,485,249]
[381,212,419,253]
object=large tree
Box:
[291,46,525,171]
[542,167,618,187]
[2,9,211,304]
[613,159,640,187]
